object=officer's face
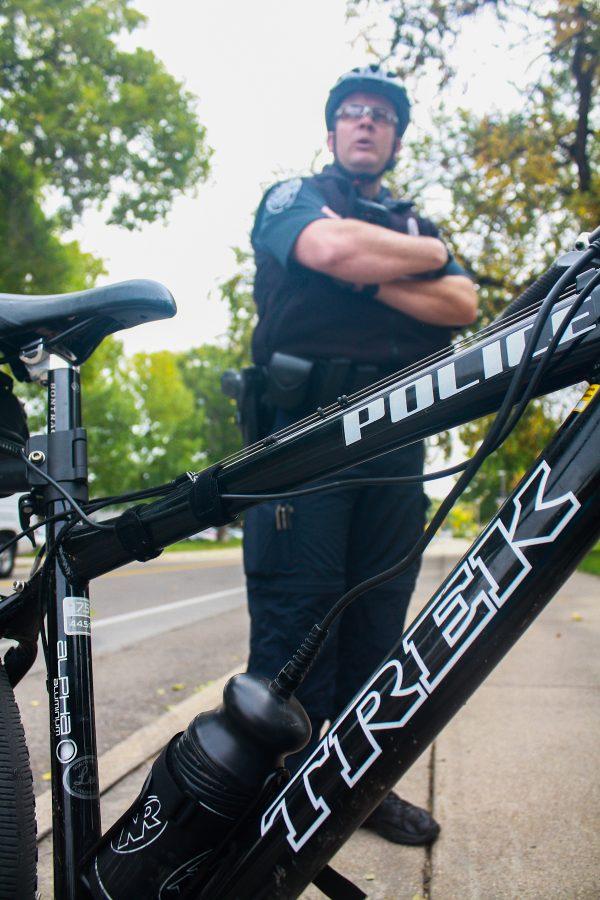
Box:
[327,91,400,176]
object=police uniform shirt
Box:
[251,166,468,372]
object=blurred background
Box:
[1,0,598,549]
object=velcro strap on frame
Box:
[189,464,231,527]
[114,505,161,562]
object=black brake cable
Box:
[492,267,600,448]
[20,450,114,532]
[0,511,70,556]
[270,240,600,696]
[231,265,600,504]
[221,461,470,501]
[85,482,176,512]
[218,283,580,470]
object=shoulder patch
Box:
[265,177,302,215]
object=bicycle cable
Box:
[85,481,179,512]
[221,461,471,501]
[20,450,114,532]
[270,240,600,697]
[226,265,600,504]
[492,267,600,448]
[217,282,581,470]
[0,511,71,557]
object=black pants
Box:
[244,410,427,769]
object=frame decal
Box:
[260,459,581,852]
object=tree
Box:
[81,337,142,495]
[218,248,258,368]
[131,351,203,485]
[177,344,243,468]
[0,0,210,229]
[352,0,599,306]
[177,250,257,466]
[0,150,104,294]
[0,0,211,293]
[350,0,599,507]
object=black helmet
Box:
[325,65,410,137]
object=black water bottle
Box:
[81,673,311,898]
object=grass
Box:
[579,545,600,577]
[163,537,242,553]
[15,536,243,563]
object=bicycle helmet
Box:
[325,65,411,137]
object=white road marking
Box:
[92,586,245,629]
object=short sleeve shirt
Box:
[251,177,329,268]
[251,175,468,279]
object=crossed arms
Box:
[294,215,478,327]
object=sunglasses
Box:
[334,103,398,126]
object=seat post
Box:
[39,355,101,899]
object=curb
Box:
[35,665,243,843]
[33,541,469,842]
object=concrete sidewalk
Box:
[302,557,600,899]
[35,542,599,898]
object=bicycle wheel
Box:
[0,659,37,899]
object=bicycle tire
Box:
[0,659,37,899]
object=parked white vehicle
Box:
[0,494,30,578]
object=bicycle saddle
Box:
[0,279,176,380]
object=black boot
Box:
[361,791,440,846]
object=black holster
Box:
[222,353,314,446]
[222,352,384,445]
[222,366,270,446]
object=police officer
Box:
[244,65,478,846]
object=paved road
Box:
[6,545,600,897]
[6,551,248,793]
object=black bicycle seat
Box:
[0,280,176,380]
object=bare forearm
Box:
[294,217,448,282]
[376,276,478,326]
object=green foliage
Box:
[352,0,598,510]
[218,248,257,366]
[461,400,558,520]
[0,0,211,296]
[81,337,141,494]
[0,0,211,229]
[130,350,203,485]
[0,149,105,294]
[447,503,479,539]
[177,344,242,466]
[579,544,600,576]
[427,496,479,538]
[177,251,257,465]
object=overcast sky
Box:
[69,0,539,356]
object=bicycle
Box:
[0,227,599,899]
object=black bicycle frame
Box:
[43,359,101,899]
[197,382,600,898]
[61,280,600,579]
[4,273,600,898]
